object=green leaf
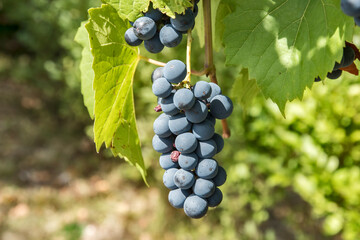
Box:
[101,0,149,22]
[152,0,193,18]
[231,68,259,111]
[223,0,354,114]
[75,22,95,119]
[85,4,147,184]
[214,0,233,50]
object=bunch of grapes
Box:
[340,0,360,26]
[314,44,356,82]
[151,60,233,218]
[124,2,198,53]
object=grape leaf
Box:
[231,68,259,111]
[74,22,95,119]
[223,0,354,114]
[85,4,147,183]
[214,1,233,50]
[152,0,193,18]
[101,0,149,21]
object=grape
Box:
[212,133,224,153]
[133,17,157,40]
[174,169,195,189]
[207,82,222,102]
[184,194,208,219]
[192,120,215,141]
[212,166,226,186]
[152,77,172,98]
[129,21,134,26]
[159,24,183,48]
[161,93,180,116]
[356,16,360,26]
[153,113,172,137]
[124,28,143,46]
[207,188,223,207]
[152,135,174,153]
[144,33,164,53]
[145,5,163,22]
[178,152,198,170]
[175,132,198,153]
[196,139,217,158]
[163,60,187,84]
[168,188,191,208]
[173,88,195,110]
[210,95,233,119]
[170,8,195,32]
[151,67,164,83]
[185,100,208,123]
[195,158,218,179]
[193,178,215,198]
[327,69,342,80]
[193,4,199,17]
[206,113,216,126]
[168,113,192,135]
[341,0,360,17]
[163,168,178,189]
[159,152,179,169]
[334,45,355,69]
[193,81,212,100]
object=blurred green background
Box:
[1,0,360,239]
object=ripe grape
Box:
[124,28,143,46]
[207,188,223,207]
[133,17,157,40]
[327,69,342,79]
[192,178,215,198]
[170,8,195,32]
[178,153,198,170]
[210,95,233,119]
[207,82,222,102]
[145,5,163,22]
[161,93,180,116]
[163,168,178,189]
[152,77,172,98]
[173,88,195,110]
[212,133,224,153]
[196,139,217,158]
[159,152,179,170]
[151,67,164,83]
[341,0,360,17]
[153,113,172,137]
[144,33,164,53]
[174,169,195,189]
[168,113,192,135]
[184,194,208,219]
[212,166,227,186]
[152,135,174,153]
[192,120,215,141]
[159,24,183,48]
[334,45,355,69]
[175,132,198,153]
[193,81,212,100]
[195,158,218,179]
[168,188,191,208]
[163,60,187,84]
[185,100,208,123]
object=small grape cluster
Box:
[151,60,233,218]
[124,2,199,53]
[314,44,355,82]
[340,0,360,26]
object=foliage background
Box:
[1,0,360,239]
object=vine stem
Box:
[203,0,231,138]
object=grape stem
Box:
[203,0,231,138]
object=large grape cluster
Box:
[151,60,233,218]
[314,44,356,82]
[340,0,360,26]
[124,2,199,53]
